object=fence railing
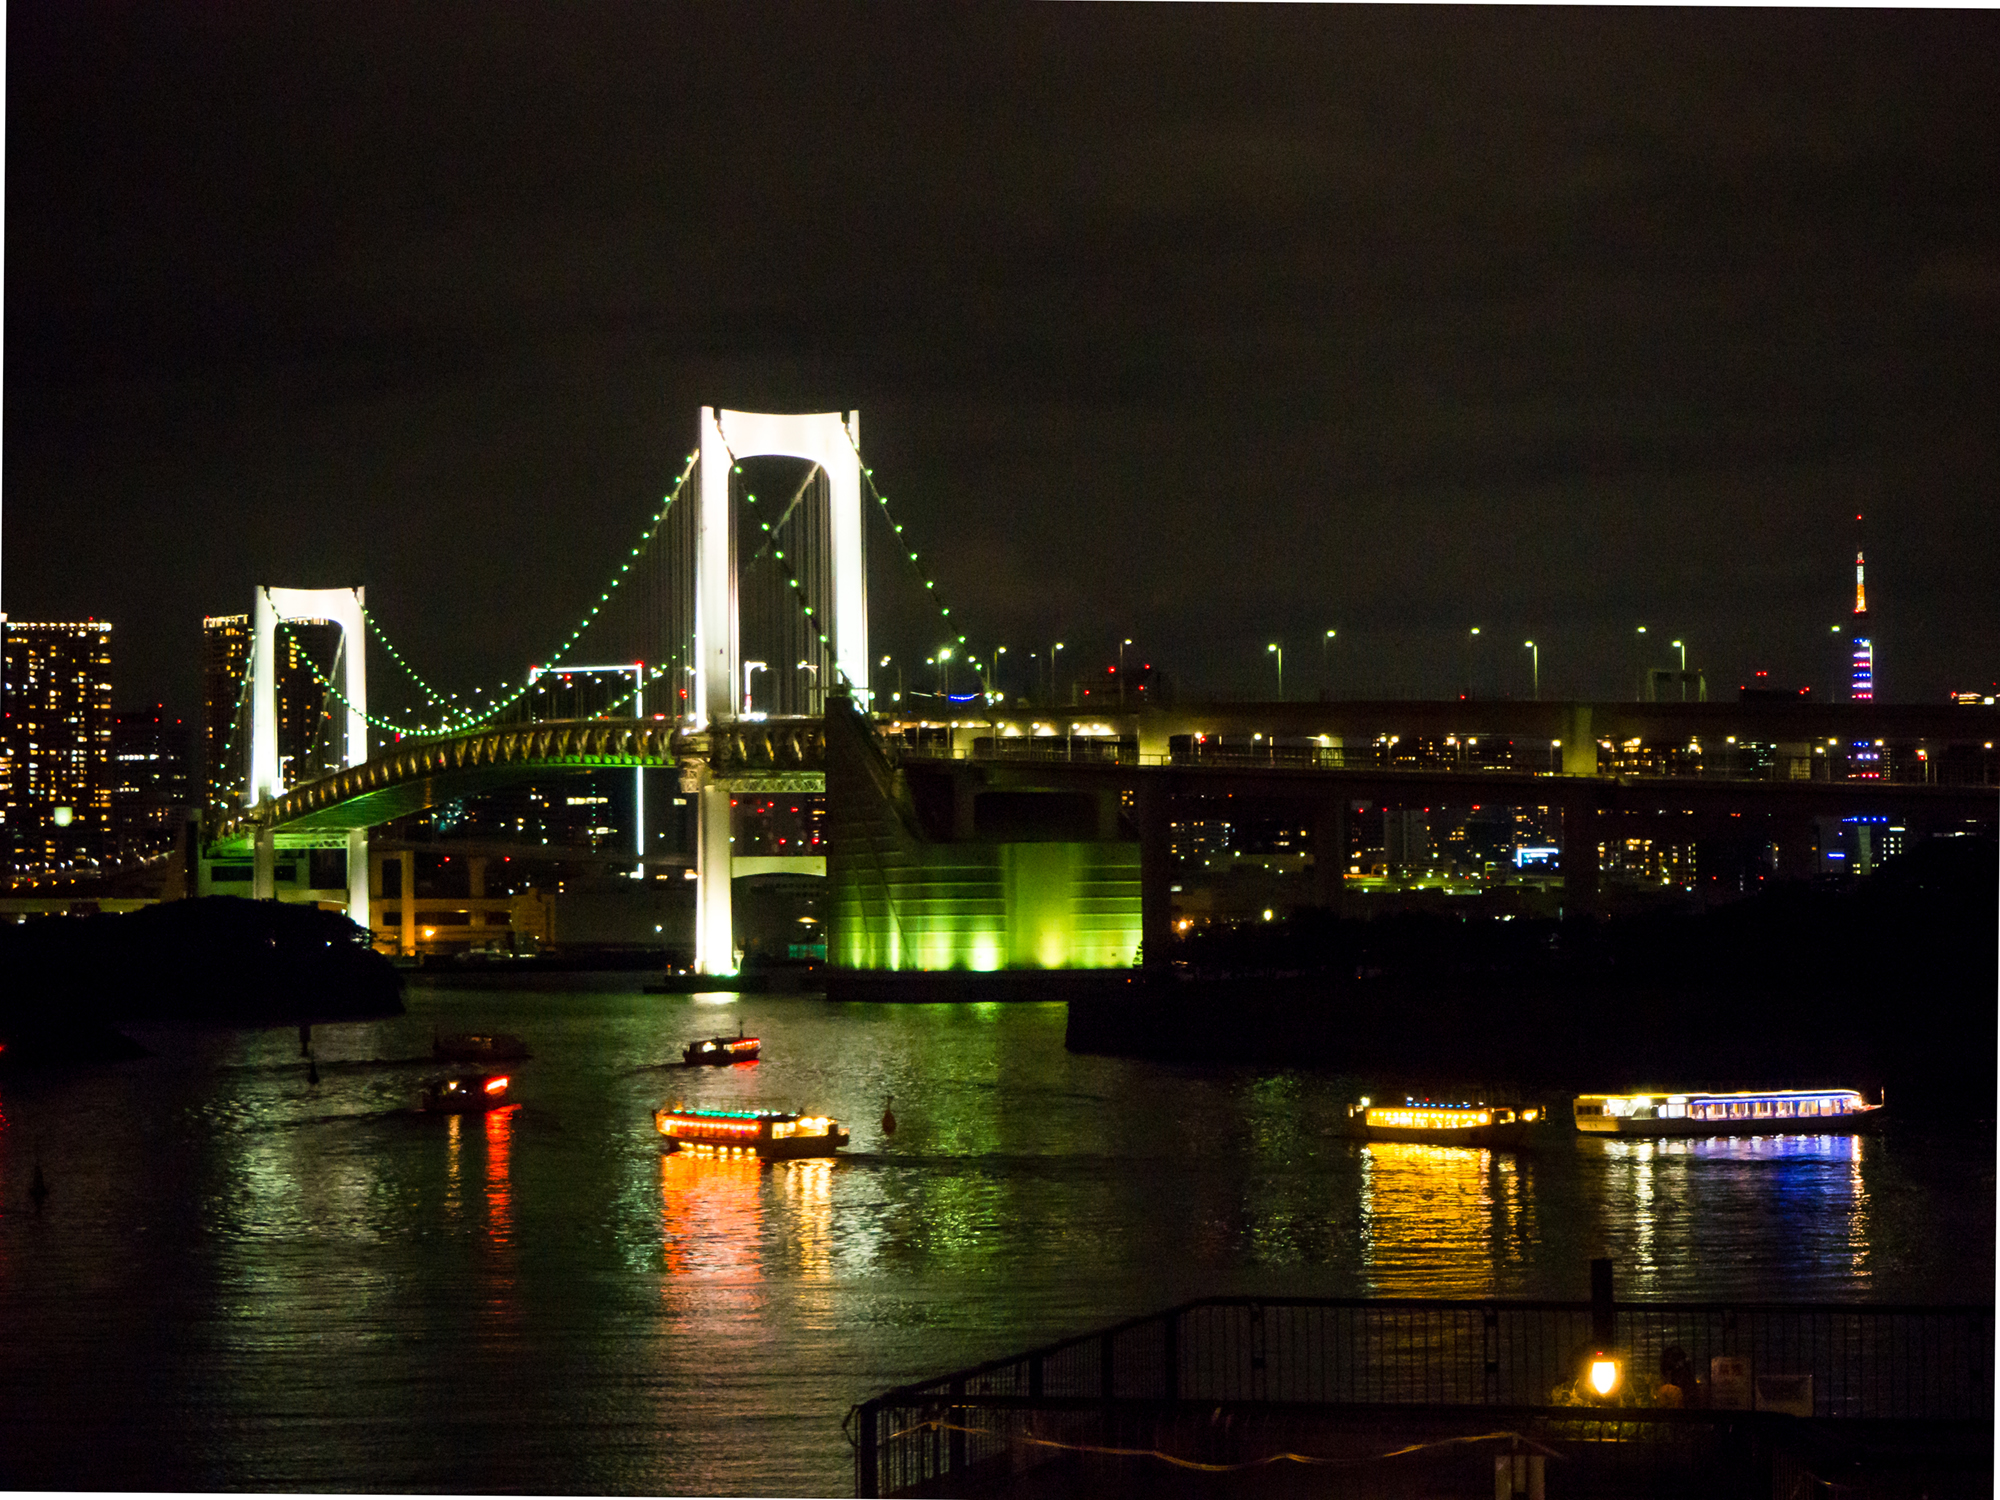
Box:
[852,1296,1993,1497]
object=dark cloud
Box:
[6,4,1997,716]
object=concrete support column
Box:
[1136,781,1173,969]
[952,773,977,841]
[696,778,736,972]
[399,850,418,957]
[1560,796,1602,916]
[347,830,369,932]
[1312,799,1349,913]
[252,821,276,901]
[468,856,489,899]
[1560,703,1597,776]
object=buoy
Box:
[29,1164,49,1209]
[881,1095,897,1137]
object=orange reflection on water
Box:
[659,1150,765,1279]
[485,1107,515,1245]
[444,1111,464,1219]
[1357,1141,1528,1296]
[778,1158,834,1281]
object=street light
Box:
[1119,638,1133,705]
[796,659,819,714]
[1323,629,1337,689]
[1672,639,1686,701]
[1523,641,1538,700]
[1466,627,1481,698]
[1267,642,1284,700]
[1050,641,1065,702]
[994,645,1007,700]
[935,646,954,696]
[742,660,768,716]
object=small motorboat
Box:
[655,1104,848,1159]
[683,1027,760,1066]
[434,1030,531,1063]
[422,1073,515,1113]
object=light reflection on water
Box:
[0,985,1986,1495]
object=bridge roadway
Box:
[211,704,1995,959]
[887,744,1998,963]
[1119,697,2000,759]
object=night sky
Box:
[6,5,1998,724]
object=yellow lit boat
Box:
[654,1104,850,1160]
[1572,1088,1883,1136]
[1346,1098,1547,1149]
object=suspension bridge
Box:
[207,406,1999,978]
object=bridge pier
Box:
[696,777,736,973]
[252,821,276,901]
[1312,799,1349,913]
[1559,794,1602,916]
[348,830,369,932]
[1136,782,1172,968]
[399,850,418,957]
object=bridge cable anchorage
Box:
[307,451,700,740]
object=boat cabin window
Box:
[1575,1103,1603,1117]
[1661,1103,1686,1119]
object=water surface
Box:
[0,982,1987,1493]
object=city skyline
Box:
[5,8,1998,724]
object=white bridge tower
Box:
[693,409,866,974]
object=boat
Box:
[422,1073,515,1113]
[1572,1088,1884,1136]
[682,1028,761,1067]
[434,1030,531,1063]
[654,1104,849,1159]
[1345,1097,1549,1149]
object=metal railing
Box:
[852,1295,1993,1496]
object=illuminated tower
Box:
[1849,551,1873,702]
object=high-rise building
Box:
[201,612,343,806]
[111,704,191,865]
[1,616,115,883]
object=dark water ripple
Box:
[0,982,1989,1494]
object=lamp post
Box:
[1267,642,1284,700]
[1118,638,1132,705]
[935,646,953,696]
[994,645,1007,701]
[1466,626,1481,698]
[1523,641,1538,701]
[1672,639,1686,701]
[1322,629,1337,692]
[1050,641,1064,702]
[796,659,819,714]
[742,660,767,716]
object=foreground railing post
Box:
[856,1399,878,1499]
[1163,1310,1179,1401]
[947,1377,966,1477]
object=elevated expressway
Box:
[210,704,1995,964]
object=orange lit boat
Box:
[683,1029,760,1066]
[422,1073,515,1113]
[1572,1088,1883,1136]
[1346,1098,1547,1149]
[654,1104,849,1159]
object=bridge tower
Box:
[692,409,866,973]
[248,585,369,928]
